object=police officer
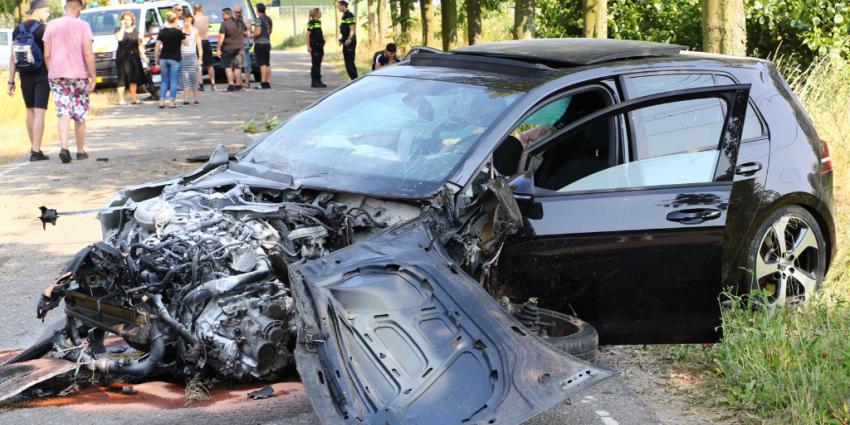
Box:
[338,0,357,80]
[305,8,326,87]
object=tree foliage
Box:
[536,0,850,65]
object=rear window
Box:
[81,10,141,35]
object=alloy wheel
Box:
[754,214,820,306]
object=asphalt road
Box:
[0,50,664,425]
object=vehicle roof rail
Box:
[408,51,552,77]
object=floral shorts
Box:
[48,78,90,122]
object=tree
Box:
[465,0,482,45]
[420,0,434,46]
[701,0,746,55]
[390,0,400,35]
[582,0,607,38]
[378,0,390,42]
[440,0,457,50]
[513,0,532,39]
[399,0,413,44]
[367,0,378,42]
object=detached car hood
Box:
[290,218,613,425]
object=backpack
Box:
[13,21,44,72]
[371,50,383,71]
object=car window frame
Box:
[521,84,752,197]
[504,82,623,166]
[618,70,769,147]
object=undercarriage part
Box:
[89,320,165,376]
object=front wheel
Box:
[745,205,826,307]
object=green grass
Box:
[658,56,850,425]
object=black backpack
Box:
[13,21,44,72]
[371,50,383,71]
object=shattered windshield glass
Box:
[246,75,521,197]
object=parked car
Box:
[80,0,191,90]
[11,39,835,425]
[0,28,12,69]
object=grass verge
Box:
[653,56,850,425]
[0,71,115,165]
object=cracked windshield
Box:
[248,75,520,195]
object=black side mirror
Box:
[508,173,541,219]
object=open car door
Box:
[497,84,752,344]
[290,220,614,425]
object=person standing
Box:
[171,3,185,29]
[7,0,50,161]
[305,8,325,88]
[42,0,95,164]
[233,5,252,88]
[114,11,145,105]
[154,11,186,108]
[337,0,357,80]
[253,3,272,89]
[216,7,244,92]
[180,12,202,105]
[193,3,215,91]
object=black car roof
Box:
[452,38,687,67]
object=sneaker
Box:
[226,85,236,92]
[29,150,49,161]
[59,148,71,164]
[199,85,205,92]
[76,151,89,160]
[261,82,271,89]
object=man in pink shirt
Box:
[42,0,95,164]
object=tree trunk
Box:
[420,0,433,46]
[582,0,607,38]
[400,0,412,43]
[367,0,378,43]
[389,0,400,35]
[440,0,457,50]
[701,0,746,55]
[378,0,390,42]
[512,0,531,39]
[465,0,482,45]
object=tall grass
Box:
[704,56,850,424]
[0,71,114,164]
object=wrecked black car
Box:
[7,38,836,424]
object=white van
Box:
[80,0,191,86]
[0,28,13,69]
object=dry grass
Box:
[0,71,115,165]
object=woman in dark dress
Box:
[115,11,145,105]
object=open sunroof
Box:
[453,38,687,67]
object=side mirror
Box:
[508,173,540,218]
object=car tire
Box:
[512,304,599,361]
[745,205,826,307]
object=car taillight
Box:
[820,139,833,173]
[150,64,160,74]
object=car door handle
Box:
[735,161,762,176]
[666,208,722,225]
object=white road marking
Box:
[0,161,27,178]
[595,409,620,425]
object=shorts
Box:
[201,40,213,67]
[254,43,271,67]
[220,49,244,70]
[20,73,50,109]
[48,78,89,122]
